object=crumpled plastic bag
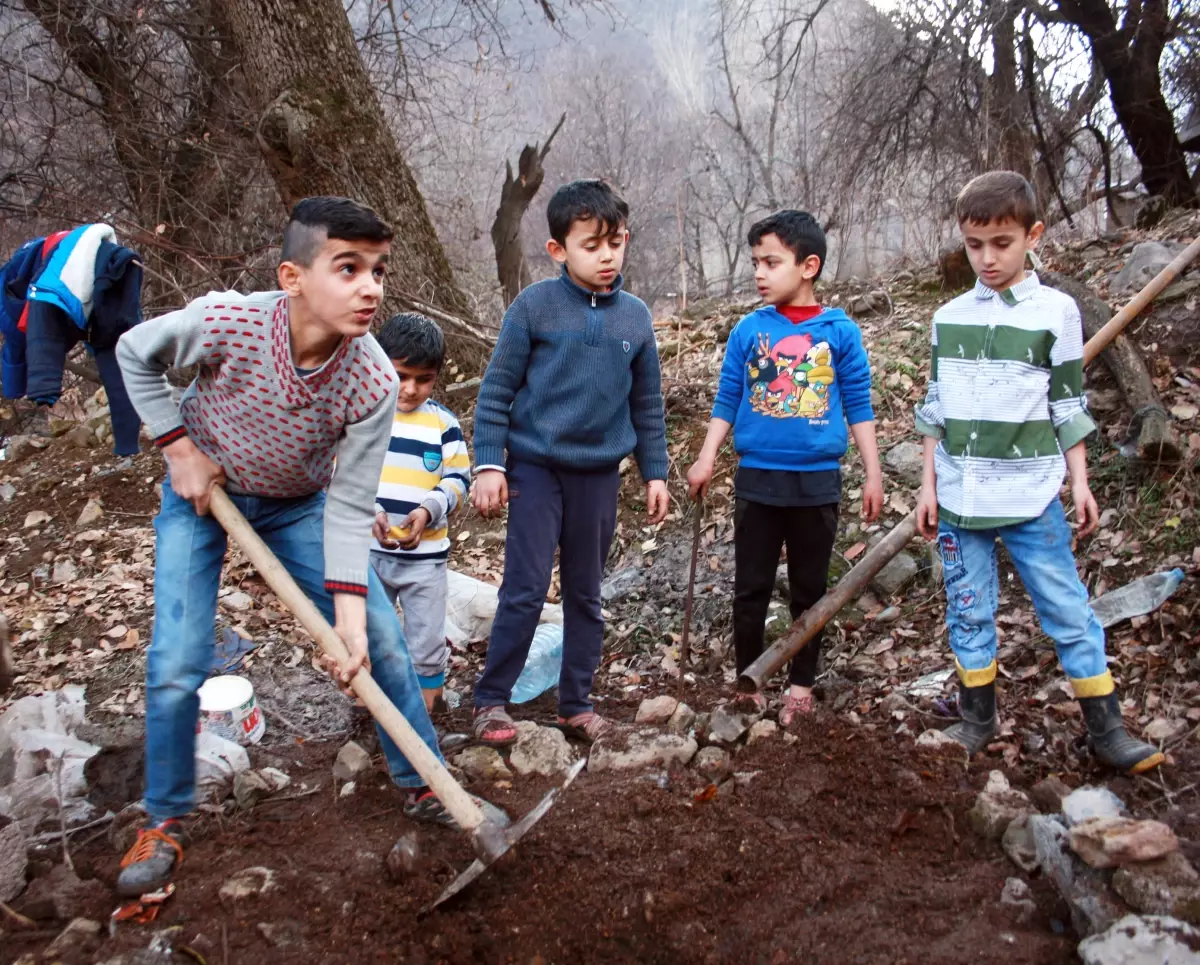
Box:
[0,687,100,832]
[444,569,563,650]
[195,730,250,801]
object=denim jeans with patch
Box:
[145,484,443,822]
[937,498,1107,681]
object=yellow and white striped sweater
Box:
[372,400,470,562]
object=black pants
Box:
[733,499,838,687]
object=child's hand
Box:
[646,480,669,524]
[1071,479,1100,538]
[373,511,399,548]
[916,484,939,541]
[472,469,508,518]
[861,473,883,523]
[321,594,372,697]
[686,458,713,501]
[398,507,431,550]
[164,436,226,515]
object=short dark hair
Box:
[281,196,394,267]
[747,210,827,280]
[956,171,1039,229]
[547,179,629,246]
[376,312,445,370]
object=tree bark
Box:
[1042,271,1180,463]
[1054,0,1196,207]
[490,114,566,307]
[987,0,1033,178]
[213,0,472,318]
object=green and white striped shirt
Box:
[914,273,1096,529]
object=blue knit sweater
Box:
[473,269,669,480]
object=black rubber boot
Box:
[1079,692,1165,775]
[943,681,998,756]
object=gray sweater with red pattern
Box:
[115,290,398,595]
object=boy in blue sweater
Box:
[471,179,670,746]
[688,211,883,725]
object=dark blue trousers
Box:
[474,459,620,717]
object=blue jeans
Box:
[937,499,1107,682]
[145,484,443,822]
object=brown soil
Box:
[5,719,1075,965]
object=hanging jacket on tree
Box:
[0,233,68,398]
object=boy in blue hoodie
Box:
[688,211,883,725]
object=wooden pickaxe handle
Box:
[208,488,487,833]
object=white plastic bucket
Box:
[197,675,265,745]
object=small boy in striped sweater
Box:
[370,313,470,715]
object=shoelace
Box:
[121,827,184,869]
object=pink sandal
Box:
[473,706,519,747]
[555,711,613,744]
[778,692,814,728]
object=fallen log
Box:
[1041,270,1180,463]
[737,235,1200,693]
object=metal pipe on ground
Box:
[736,233,1200,694]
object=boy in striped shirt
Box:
[370,313,470,715]
[914,171,1162,774]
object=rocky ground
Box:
[0,210,1198,963]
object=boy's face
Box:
[751,233,821,307]
[278,234,390,338]
[392,359,439,413]
[546,217,628,292]
[960,216,1044,292]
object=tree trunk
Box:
[1054,0,1196,207]
[213,0,472,318]
[1042,271,1180,463]
[490,114,566,307]
[987,0,1033,178]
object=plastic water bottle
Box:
[1090,569,1186,628]
[510,624,564,703]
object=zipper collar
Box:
[558,265,624,306]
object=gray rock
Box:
[386,834,425,882]
[1077,914,1199,965]
[747,719,778,744]
[23,509,50,529]
[257,920,309,949]
[601,568,646,603]
[707,705,754,745]
[75,498,104,527]
[1063,786,1126,827]
[222,590,254,612]
[453,745,513,782]
[1030,814,1128,938]
[693,746,732,782]
[45,918,102,958]
[1114,242,1177,292]
[219,866,277,902]
[332,741,372,782]
[636,695,680,725]
[667,702,696,735]
[1003,814,1040,873]
[0,817,27,902]
[1070,817,1179,869]
[509,721,575,777]
[1000,877,1037,923]
[64,426,97,449]
[0,482,15,502]
[588,729,698,773]
[884,441,925,486]
[875,606,902,623]
[52,558,78,584]
[19,863,106,920]
[870,552,919,598]
[968,771,1035,840]
[1112,853,1200,924]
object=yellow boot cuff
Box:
[1070,670,1115,698]
[956,659,997,687]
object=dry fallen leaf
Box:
[106,624,129,639]
[844,541,867,561]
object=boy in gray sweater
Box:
[113,197,450,897]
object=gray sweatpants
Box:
[369,552,449,689]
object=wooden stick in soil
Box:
[738,238,1200,693]
[678,502,703,695]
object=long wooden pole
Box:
[738,234,1200,693]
